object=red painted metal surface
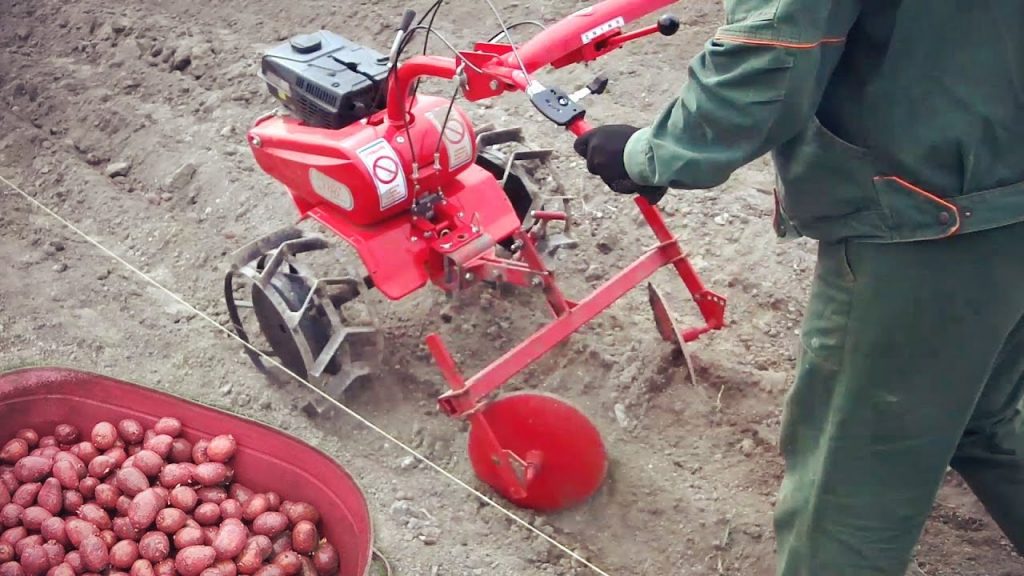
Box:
[467,393,607,512]
[0,367,373,576]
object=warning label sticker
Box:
[356,138,408,210]
[426,108,473,171]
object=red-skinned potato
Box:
[0,561,24,576]
[241,495,268,522]
[152,419,181,439]
[129,559,154,576]
[61,491,84,515]
[263,493,280,512]
[93,484,121,510]
[142,437,172,461]
[193,464,228,488]
[78,536,109,572]
[1,526,27,546]
[289,522,316,556]
[68,443,99,466]
[116,421,144,446]
[193,503,219,526]
[64,518,99,548]
[270,532,290,557]
[168,439,192,464]
[157,464,191,489]
[128,489,165,531]
[211,519,246,560]
[195,488,226,505]
[0,505,21,529]
[138,532,169,563]
[40,517,67,546]
[312,542,339,576]
[190,440,210,466]
[115,469,148,498]
[0,486,7,508]
[155,509,187,534]
[252,567,283,576]
[201,527,218,547]
[0,543,11,563]
[0,470,17,495]
[12,484,41,508]
[227,485,253,507]
[205,436,235,463]
[173,527,204,550]
[218,500,240,520]
[51,460,78,491]
[98,530,117,550]
[89,424,117,452]
[112,517,141,542]
[109,540,139,570]
[0,440,28,465]
[173,546,215,576]
[53,425,79,446]
[297,557,315,576]
[251,513,287,538]
[129,452,163,479]
[104,448,128,468]
[153,559,175,576]
[14,431,38,449]
[21,507,52,532]
[42,541,65,568]
[86,456,115,480]
[212,560,235,576]
[14,535,44,558]
[233,538,264,576]
[271,551,301,576]
[116,496,132,517]
[14,457,51,483]
[19,545,49,576]
[53,453,86,480]
[77,478,98,500]
[169,487,197,513]
[77,503,111,530]
[63,552,83,575]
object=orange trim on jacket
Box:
[874,176,962,237]
[714,35,847,50]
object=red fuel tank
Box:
[248,95,478,226]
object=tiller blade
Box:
[467,392,607,512]
[647,282,697,386]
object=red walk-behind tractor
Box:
[224,0,726,512]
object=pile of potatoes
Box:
[0,419,340,576]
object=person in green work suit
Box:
[574,1,1024,574]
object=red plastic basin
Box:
[0,366,373,576]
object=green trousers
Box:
[773,220,1024,575]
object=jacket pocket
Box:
[773,115,891,240]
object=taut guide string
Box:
[0,173,614,576]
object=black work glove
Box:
[573,124,667,204]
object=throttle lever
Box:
[569,75,609,102]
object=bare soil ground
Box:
[1,0,1021,574]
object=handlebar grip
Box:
[568,119,668,204]
[399,9,416,33]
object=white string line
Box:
[0,173,613,576]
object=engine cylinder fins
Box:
[224,227,380,417]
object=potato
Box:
[153,559,175,576]
[77,503,111,530]
[116,421,144,446]
[0,471,16,495]
[193,503,220,526]
[0,485,7,508]
[271,551,301,576]
[0,543,11,563]
[137,533,169,563]
[12,484,40,508]
[289,522,316,556]
[51,460,79,490]
[40,517,67,546]
[173,527,203,550]
[169,487,197,513]
[21,507,52,532]
[61,491,84,515]
[150,419,180,438]
[0,526,27,546]
[168,440,192,465]
[311,543,338,576]
[93,484,121,510]
[68,444,99,466]
[89,423,117,451]
[62,552,82,575]
[14,457,51,483]
[198,569,222,576]
[155,509,187,534]
[193,464,228,488]
[0,505,22,529]
[104,448,128,468]
[20,545,49,576]
[228,481,253,504]
[116,496,132,517]
[0,562,23,576]
[13,535,42,557]
[129,559,154,576]
[251,513,287,539]
[126,446,141,457]
[252,567,283,576]
[297,557,315,576]
[157,464,191,489]
[195,488,226,505]
[191,440,210,466]
[64,519,99,548]
[129,452,163,479]
[77,478,98,500]
[111,517,140,542]
[86,456,115,480]
[115,469,148,498]
[211,519,246,560]
[109,540,139,570]
[41,542,65,568]
[205,436,236,464]
[128,489,166,531]
[218,500,241,520]
[286,505,315,529]
[270,532,290,557]
[233,538,264,576]
[14,431,39,449]
[98,531,117,550]
[79,536,109,572]
[0,440,28,464]
[262,493,280,512]
[241,496,268,522]
[142,437,172,461]
[213,560,236,576]
[53,425,80,445]
[174,546,215,576]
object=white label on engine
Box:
[357,138,408,210]
[308,168,354,210]
[581,17,624,44]
[426,108,472,170]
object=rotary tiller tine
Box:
[227,226,306,270]
[477,127,524,148]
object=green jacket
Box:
[623,0,1024,243]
